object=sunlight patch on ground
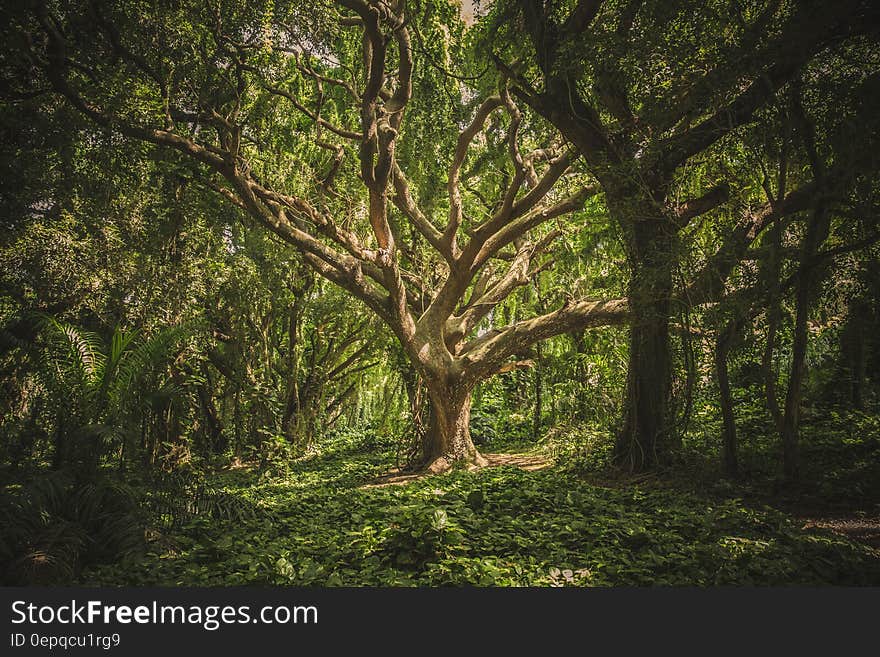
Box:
[362,452,551,488]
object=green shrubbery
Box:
[0,472,144,584]
[76,427,880,587]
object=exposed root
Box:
[363,451,549,488]
[426,450,489,474]
[425,456,452,474]
[482,452,549,471]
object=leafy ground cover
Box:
[80,424,880,587]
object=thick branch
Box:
[674,183,730,228]
[562,0,605,36]
[444,95,504,251]
[657,0,874,174]
[461,297,629,381]
[682,181,820,306]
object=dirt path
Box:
[483,452,551,471]
[799,516,880,549]
[362,452,551,488]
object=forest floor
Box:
[798,517,880,549]
[79,412,880,587]
[579,470,880,551]
[364,452,550,487]
[573,409,880,554]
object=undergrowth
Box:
[75,422,880,587]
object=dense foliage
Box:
[80,423,880,586]
[0,0,878,585]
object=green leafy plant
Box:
[34,317,188,472]
[0,472,144,584]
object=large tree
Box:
[487,0,880,469]
[4,0,634,471]
[5,0,877,473]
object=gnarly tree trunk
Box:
[281,402,307,445]
[422,380,486,473]
[398,362,433,468]
[615,218,675,471]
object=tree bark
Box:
[780,204,830,481]
[715,321,739,477]
[532,358,543,441]
[841,298,869,410]
[615,219,674,471]
[197,368,225,454]
[281,267,313,441]
[422,381,487,473]
[761,218,784,431]
[780,288,807,481]
[779,84,833,481]
[398,362,433,468]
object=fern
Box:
[0,473,144,585]
[143,472,264,530]
[43,316,105,387]
[26,316,192,471]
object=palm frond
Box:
[101,327,142,395]
[0,473,145,585]
[39,316,105,388]
[113,325,188,401]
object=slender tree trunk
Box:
[780,284,808,481]
[715,322,739,477]
[761,217,784,431]
[422,380,486,473]
[140,415,147,467]
[281,269,313,440]
[842,298,868,410]
[52,411,66,470]
[571,331,588,421]
[532,287,545,440]
[233,389,242,455]
[615,219,674,471]
[780,204,830,480]
[532,359,543,441]
[89,431,102,476]
[197,381,225,454]
[762,306,783,430]
[142,414,153,468]
[779,86,834,481]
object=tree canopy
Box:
[1,0,879,587]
